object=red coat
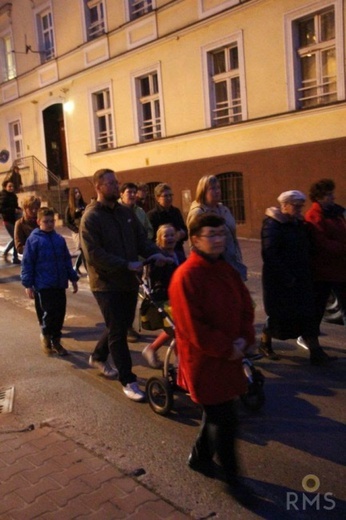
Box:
[168,250,255,405]
[305,202,346,282]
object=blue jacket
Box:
[21,228,78,290]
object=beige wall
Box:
[1,0,345,238]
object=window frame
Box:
[126,0,154,21]
[35,3,56,63]
[82,0,106,41]
[146,181,159,211]
[202,32,247,128]
[131,64,165,142]
[9,119,24,161]
[216,172,245,225]
[284,0,345,110]
[90,84,115,152]
[0,30,16,82]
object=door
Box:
[43,103,68,181]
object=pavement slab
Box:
[0,425,192,519]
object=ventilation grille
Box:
[0,387,14,414]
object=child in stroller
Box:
[141,223,185,368]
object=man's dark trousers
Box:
[93,290,138,386]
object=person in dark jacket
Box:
[260,190,335,366]
[80,169,172,402]
[304,178,346,328]
[7,163,23,193]
[21,207,78,356]
[135,182,151,213]
[119,182,154,343]
[147,182,187,258]
[65,186,87,274]
[0,179,22,264]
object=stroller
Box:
[138,272,265,416]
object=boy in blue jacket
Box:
[21,207,78,356]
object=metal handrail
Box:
[1,155,63,215]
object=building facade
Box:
[0,0,345,237]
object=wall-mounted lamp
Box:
[63,100,74,114]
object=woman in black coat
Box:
[260,190,335,366]
[0,180,21,263]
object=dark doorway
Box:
[43,104,68,181]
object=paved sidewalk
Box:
[0,424,190,520]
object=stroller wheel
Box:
[146,376,174,415]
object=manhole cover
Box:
[0,387,14,414]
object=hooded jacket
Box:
[21,228,78,290]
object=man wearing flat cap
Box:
[259,189,335,365]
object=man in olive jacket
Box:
[80,169,170,402]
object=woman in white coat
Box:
[187,175,247,280]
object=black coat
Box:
[65,203,86,233]
[0,189,19,224]
[261,208,318,339]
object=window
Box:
[84,0,105,40]
[217,172,245,224]
[129,0,153,20]
[204,34,246,127]
[134,70,162,141]
[37,7,55,62]
[0,33,16,82]
[146,181,159,211]
[297,8,336,108]
[9,120,23,161]
[285,0,344,109]
[91,87,114,150]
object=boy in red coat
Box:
[169,213,256,504]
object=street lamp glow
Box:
[63,100,74,114]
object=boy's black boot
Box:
[51,338,69,356]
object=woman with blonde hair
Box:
[14,195,42,325]
[14,195,41,254]
[187,175,246,280]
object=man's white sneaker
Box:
[296,336,309,350]
[142,344,163,369]
[123,382,145,402]
[89,355,118,378]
